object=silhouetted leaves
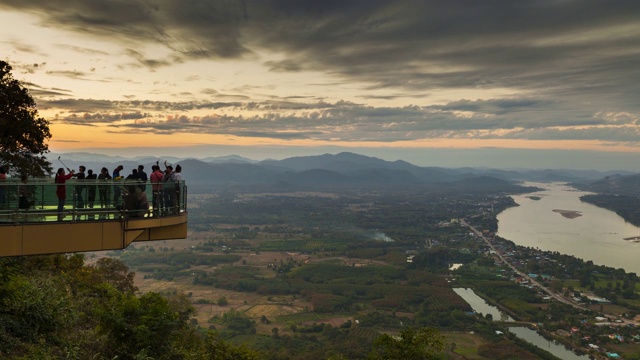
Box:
[0,61,52,176]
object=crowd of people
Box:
[0,160,184,221]
[46,161,183,220]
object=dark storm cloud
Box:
[3,0,639,142]
[4,0,638,96]
[0,0,251,61]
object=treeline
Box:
[194,266,294,295]
[120,251,242,281]
[581,194,640,227]
[0,254,456,360]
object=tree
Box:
[0,60,52,176]
[91,257,138,294]
[368,327,444,360]
[205,331,260,360]
[97,291,195,358]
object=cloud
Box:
[41,98,244,113]
[264,59,305,73]
[22,82,72,97]
[45,69,91,80]
[123,48,174,70]
[44,95,639,143]
[55,44,109,56]
[5,1,639,104]
[3,0,640,146]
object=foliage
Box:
[581,194,640,227]
[409,247,476,270]
[367,327,445,360]
[211,309,257,337]
[290,262,403,284]
[90,257,138,294]
[217,296,229,306]
[0,60,52,176]
[122,251,241,267]
[0,255,265,360]
[205,331,260,360]
[477,339,540,360]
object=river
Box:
[452,288,513,321]
[454,288,590,359]
[496,182,640,274]
[508,326,590,360]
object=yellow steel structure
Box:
[0,213,187,256]
[0,179,188,256]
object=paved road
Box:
[461,220,640,358]
[461,220,640,328]
[461,220,587,309]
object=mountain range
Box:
[48,151,636,193]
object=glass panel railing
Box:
[0,179,186,224]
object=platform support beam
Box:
[0,213,188,256]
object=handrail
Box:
[0,179,187,224]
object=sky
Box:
[2,1,640,170]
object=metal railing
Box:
[0,179,187,224]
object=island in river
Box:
[552,209,583,219]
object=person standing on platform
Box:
[174,164,183,213]
[55,167,74,221]
[112,165,124,207]
[0,166,7,210]
[86,169,97,219]
[136,164,148,193]
[18,175,30,208]
[162,163,176,215]
[150,164,164,216]
[73,165,86,212]
[97,167,112,209]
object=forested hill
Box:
[576,173,640,196]
[576,173,640,227]
[580,194,640,228]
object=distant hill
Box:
[450,175,525,193]
[578,173,640,196]
[43,151,634,193]
[201,155,257,164]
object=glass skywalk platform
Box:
[0,179,188,256]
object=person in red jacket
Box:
[149,164,164,217]
[55,167,74,220]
